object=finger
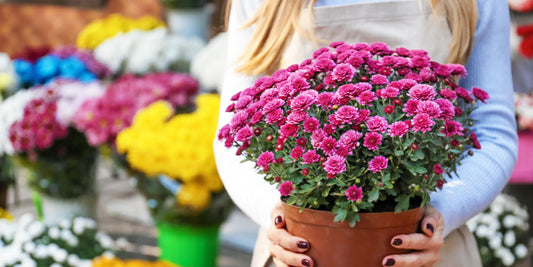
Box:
[271,202,286,229]
[272,257,290,267]
[421,206,444,238]
[270,243,314,267]
[267,226,310,252]
[390,233,432,250]
[382,251,438,267]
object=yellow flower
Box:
[0,73,13,92]
[92,256,178,267]
[0,207,13,221]
[177,182,211,211]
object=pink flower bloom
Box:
[363,132,382,151]
[411,113,435,133]
[447,64,467,76]
[337,84,358,100]
[280,124,300,137]
[263,99,285,114]
[383,105,395,114]
[472,87,490,103]
[313,57,336,72]
[324,155,347,177]
[354,109,370,124]
[381,86,400,99]
[399,79,418,90]
[368,155,388,173]
[357,91,377,105]
[317,92,336,107]
[470,132,481,149]
[279,181,294,196]
[370,74,388,85]
[346,185,363,202]
[296,137,307,146]
[313,47,331,59]
[265,109,284,124]
[402,99,420,116]
[332,63,356,82]
[416,101,442,118]
[365,116,388,133]
[370,42,391,55]
[225,103,235,112]
[441,120,464,137]
[354,82,372,93]
[433,164,444,175]
[229,111,249,132]
[302,150,320,164]
[291,93,316,111]
[405,73,422,82]
[334,106,359,124]
[434,64,452,77]
[260,88,279,101]
[411,56,429,68]
[339,130,363,151]
[311,129,327,148]
[408,84,437,101]
[320,136,338,155]
[455,87,473,102]
[287,110,309,124]
[434,98,455,120]
[304,117,320,133]
[218,125,231,140]
[289,76,311,92]
[235,126,253,142]
[250,112,264,125]
[257,151,275,168]
[439,88,457,101]
[235,95,253,110]
[291,147,304,160]
[389,121,409,137]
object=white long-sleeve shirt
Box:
[214,0,518,237]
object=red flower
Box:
[472,87,490,104]
[433,164,444,175]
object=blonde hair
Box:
[229,0,477,75]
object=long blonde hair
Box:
[228,0,477,75]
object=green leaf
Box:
[409,150,425,161]
[394,195,411,213]
[286,196,297,205]
[368,188,379,202]
[347,212,360,228]
[394,150,404,156]
[333,207,348,222]
[402,162,427,175]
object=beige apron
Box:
[251,0,482,266]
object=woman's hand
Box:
[267,202,314,267]
[382,206,445,267]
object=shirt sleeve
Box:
[213,0,280,228]
[430,0,518,237]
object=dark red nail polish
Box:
[302,259,311,266]
[385,258,396,266]
[297,241,309,249]
[392,238,402,246]
[274,216,282,225]
[426,223,434,233]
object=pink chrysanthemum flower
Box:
[439,88,457,101]
[229,111,249,132]
[434,98,455,120]
[402,99,420,117]
[287,110,309,124]
[311,129,327,148]
[313,57,336,72]
[470,132,481,149]
[346,185,363,202]
[381,86,400,99]
[324,155,347,177]
[408,84,437,101]
[370,74,388,85]
[455,87,474,102]
[339,130,363,151]
[235,126,253,142]
[332,63,356,82]
[357,91,377,105]
[218,124,231,141]
[235,95,253,110]
[334,106,359,124]
[265,109,284,124]
[263,99,285,114]
[472,87,490,103]
[320,136,338,155]
[280,124,300,137]
[304,117,320,133]
[279,181,294,196]
[416,101,442,118]
[389,121,409,137]
[317,92,336,107]
[302,150,320,164]
[289,76,311,92]
[337,84,358,100]
[411,113,435,133]
[363,132,382,151]
[433,164,444,175]
[291,147,304,160]
[291,92,317,111]
[257,151,275,168]
[365,116,388,133]
[368,155,388,173]
[441,120,464,137]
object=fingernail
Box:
[302,259,311,266]
[426,223,434,233]
[392,238,402,246]
[274,216,282,225]
[385,258,396,266]
[297,241,309,249]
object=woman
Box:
[214,0,518,266]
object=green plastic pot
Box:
[157,222,220,267]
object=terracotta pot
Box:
[282,202,425,267]
[0,182,8,210]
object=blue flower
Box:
[35,55,61,83]
[79,72,96,83]
[13,59,33,87]
[59,56,88,79]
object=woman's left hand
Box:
[382,206,444,267]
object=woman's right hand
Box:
[267,202,314,267]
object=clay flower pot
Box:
[282,201,425,267]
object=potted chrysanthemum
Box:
[219,42,489,266]
[115,94,234,267]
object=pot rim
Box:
[281,201,425,229]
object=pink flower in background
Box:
[411,113,435,133]
[332,63,356,82]
[472,87,490,103]
[334,106,359,124]
[324,155,347,177]
[435,98,455,120]
[370,74,388,85]
[291,147,304,160]
[363,132,382,151]
[320,136,338,155]
[368,155,388,173]
[439,89,457,101]
[389,121,409,137]
[346,185,363,202]
[470,132,481,149]
[287,110,309,124]
[279,181,294,196]
[441,120,464,137]
[408,84,437,101]
[304,117,320,133]
[257,151,275,169]
[236,126,253,142]
[291,92,316,111]
[455,87,474,102]
[366,116,388,133]
[339,130,363,151]
[302,150,320,164]
[416,101,442,118]
[280,124,299,137]
[357,91,377,105]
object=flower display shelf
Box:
[0,0,162,57]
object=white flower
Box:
[59,219,71,229]
[102,251,115,258]
[51,264,62,267]
[490,203,504,215]
[475,225,490,238]
[27,221,45,239]
[514,243,528,258]
[502,215,517,228]
[489,235,502,249]
[78,259,93,267]
[54,81,105,125]
[67,254,80,266]
[503,231,516,247]
[20,257,37,267]
[51,248,68,263]
[33,244,48,259]
[191,32,228,92]
[96,232,114,249]
[23,242,36,254]
[49,227,60,239]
